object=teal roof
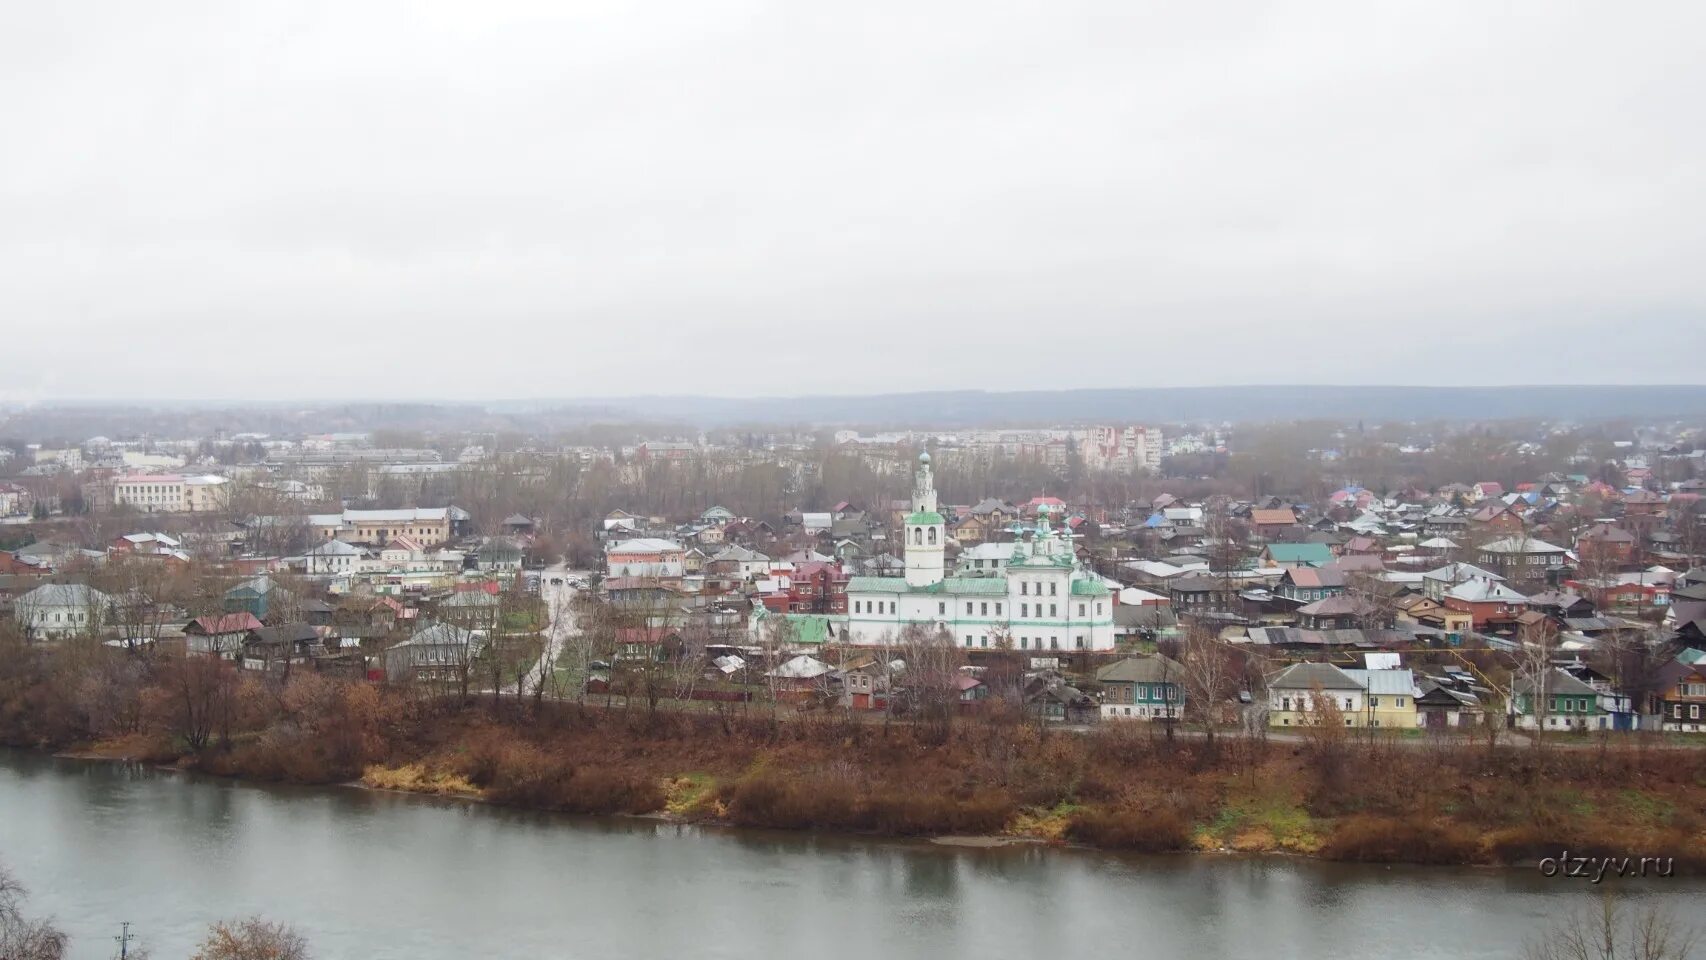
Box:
[846,575,1009,596]
[940,577,1009,595]
[778,613,846,644]
[847,576,913,593]
[905,511,944,526]
[1070,578,1111,596]
[1263,543,1333,565]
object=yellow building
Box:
[311,507,454,547]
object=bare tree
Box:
[192,917,310,960]
[1519,617,1558,747]
[0,865,66,960]
[894,623,965,743]
[1526,893,1696,960]
[1178,624,1235,747]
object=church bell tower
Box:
[905,451,946,587]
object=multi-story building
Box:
[845,454,1115,651]
[309,507,455,547]
[110,473,231,513]
[605,538,687,579]
[1082,425,1164,472]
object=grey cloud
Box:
[2,1,1703,402]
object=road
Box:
[521,564,586,697]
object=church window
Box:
[938,602,945,615]
[1075,636,1085,649]
[1078,604,1086,617]
[927,528,937,545]
[965,635,972,647]
[1021,582,1028,596]
[980,602,988,615]
[1020,637,1028,649]
[995,603,1002,615]
[1049,582,1057,596]
[1050,637,1059,650]
[966,602,973,615]
[913,528,922,546]
[1049,604,1057,617]
[1021,603,1028,617]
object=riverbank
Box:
[41,702,1706,871]
[21,749,1691,960]
[2,638,1700,869]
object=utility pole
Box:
[114,921,136,959]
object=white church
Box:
[845,453,1117,651]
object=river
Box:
[1,750,1698,960]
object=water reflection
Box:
[2,751,1702,960]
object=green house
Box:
[1096,655,1185,720]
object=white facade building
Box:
[110,473,231,513]
[845,454,1116,651]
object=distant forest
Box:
[4,385,1706,440]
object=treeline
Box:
[4,628,1706,869]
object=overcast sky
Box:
[4,2,1704,403]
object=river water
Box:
[1,750,1698,960]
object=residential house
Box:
[476,537,524,573]
[1025,679,1095,723]
[1651,657,1706,733]
[1423,562,1505,601]
[304,539,364,576]
[956,541,1016,577]
[1266,662,1366,728]
[838,658,890,711]
[1296,595,1378,630]
[1476,536,1570,585]
[1168,574,1240,615]
[14,583,113,639]
[1250,508,1299,537]
[1576,523,1638,566]
[1396,596,1473,636]
[1415,672,1488,729]
[1260,543,1333,568]
[707,545,770,582]
[1442,577,1529,628]
[1510,667,1608,732]
[386,621,482,683]
[1277,567,1346,603]
[184,612,264,659]
[225,576,292,620]
[1342,661,1420,729]
[1468,501,1525,533]
[1096,655,1184,720]
[243,623,324,671]
[1526,590,1594,620]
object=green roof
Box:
[847,576,913,593]
[939,577,1008,595]
[778,613,845,644]
[904,511,945,526]
[1263,543,1333,565]
[846,575,1009,596]
[1070,578,1110,596]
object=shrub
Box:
[1064,808,1191,852]
[1319,815,1481,865]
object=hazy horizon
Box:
[5,2,1705,403]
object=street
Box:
[521,564,587,697]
